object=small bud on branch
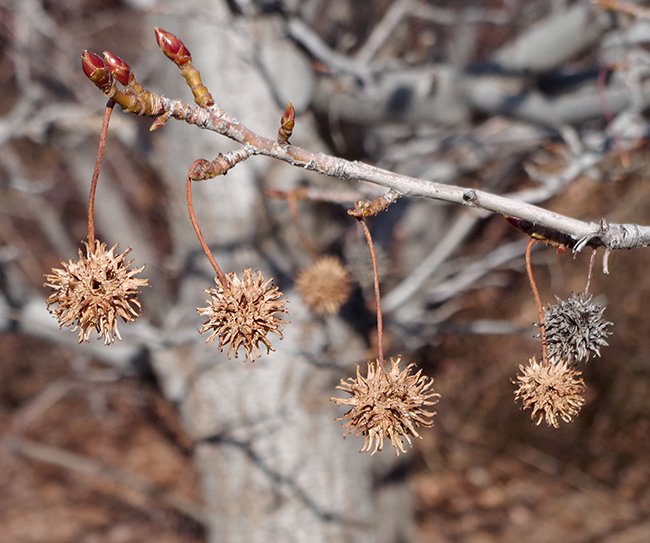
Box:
[154,27,214,108]
[149,111,171,132]
[277,102,295,146]
[82,51,163,116]
[82,50,114,95]
[102,51,132,86]
[154,27,192,67]
[103,51,147,95]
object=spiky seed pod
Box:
[197,268,288,362]
[543,292,612,363]
[295,256,352,315]
[44,240,149,345]
[332,357,440,455]
[189,149,252,181]
[513,357,586,428]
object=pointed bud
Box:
[154,27,191,67]
[277,101,295,145]
[102,51,132,86]
[149,111,171,132]
[82,50,113,94]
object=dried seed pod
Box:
[295,256,352,315]
[513,357,586,428]
[332,357,440,455]
[197,268,288,362]
[44,239,149,345]
[543,292,612,363]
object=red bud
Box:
[102,51,132,86]
[81,50,113,93]
[154,27,191,67]
[281,102,295,125]
[277,101,296,145]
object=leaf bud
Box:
[81,50,113,94]
[154,27,192,67]
[102,51,132,86]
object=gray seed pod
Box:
[543,292,612,364]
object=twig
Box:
[266,186,366,205]
[286,17,370,81]
[154,96,650,251]
[411,4,511,25]
[425,240,528,305]
[86,33,650,252]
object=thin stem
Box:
[358,218,384,366]
[185,161,229,287]
[87,100,115,246]
[584,248,597,294]
[525,239,548,363]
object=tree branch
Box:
[156,96,650,252]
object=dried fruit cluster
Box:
[513,242,613,428]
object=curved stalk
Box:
[87,100,115,246]
[358,218,384,367]
[185,160,229,287]
[525,239,548,362]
